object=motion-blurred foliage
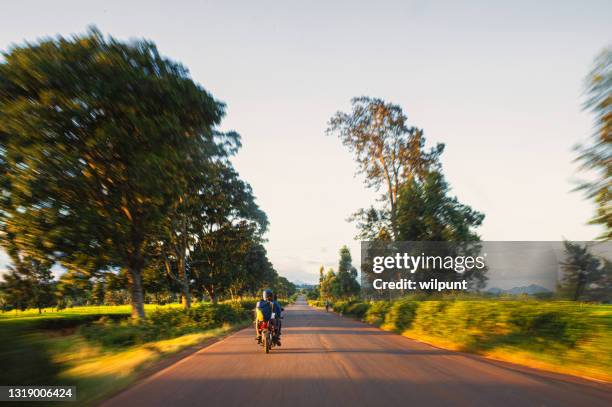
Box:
[0,299,259,388]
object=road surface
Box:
[102,297,612,407]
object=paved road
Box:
[102,298,612,407]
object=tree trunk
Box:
[205,286,217,304]
[127,267,146,319]
[390,200,398,240]
[178,258,191,309]
[181,285,191,308]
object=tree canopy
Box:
[327,96,443,239]
[0,29,284,317]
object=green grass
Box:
[0,303,183,319]
[0,301,255,405]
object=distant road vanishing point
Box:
[102,297,612,407]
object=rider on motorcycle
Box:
[272,294,283,345]
[255,289,274,344]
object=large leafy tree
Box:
[191,222,258,303]
[576,48,611,240]
[229,242,277,298]
[188,161,268,303]
[396,172,484,242]
[158,140,241,309]
[396,171,486,289]
[0,29,227,318]
[328,97,443,239]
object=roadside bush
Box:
[80,301,252,347]
[508,306,587,346]
[364,301,390,326]
[383,299,419,332]
[332,299,351,314]
[306,290,319,300]
[345,302,370,319]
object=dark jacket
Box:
[256,300,273,321]
[272,300,282,317]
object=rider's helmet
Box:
[263,289,273,300]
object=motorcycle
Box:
[258,313,279,353]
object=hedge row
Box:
[80,300,255,347]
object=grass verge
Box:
[56,321,248,406]
[0,301,257,406]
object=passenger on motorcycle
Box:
[255,289,274,344]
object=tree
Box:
[191,221,262,303]
[141,264,177,304]
[158,137,241,308]
[319,268,337,300]
[0,29,228,318]
[348,207,392,241]
[272,276,296,299]
[328,97,443,239]
[0,233,55,313]
[317,254,359,300]
[0,269,31,311]
[335,246,360,298]
[188,161,268,303]
[396,171,487,289]
[559,241,611,301]
[236,243,277,297]
[91,278,106,305]
[397,172,484,242]
[576,48,611,240]
[306,286,319,300]
[55,269,93,307]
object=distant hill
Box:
[486,284,552,296]
[293,280,316,289]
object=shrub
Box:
[364,301,391,326]
[383,299,419,332]
[508,306,586,346]
[79,300,253,348]
[307,299,325,307]
[345,302,370,319]
[332,300,351,314]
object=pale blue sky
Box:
[0,1,610,283]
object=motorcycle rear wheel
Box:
[263,330,271,353]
